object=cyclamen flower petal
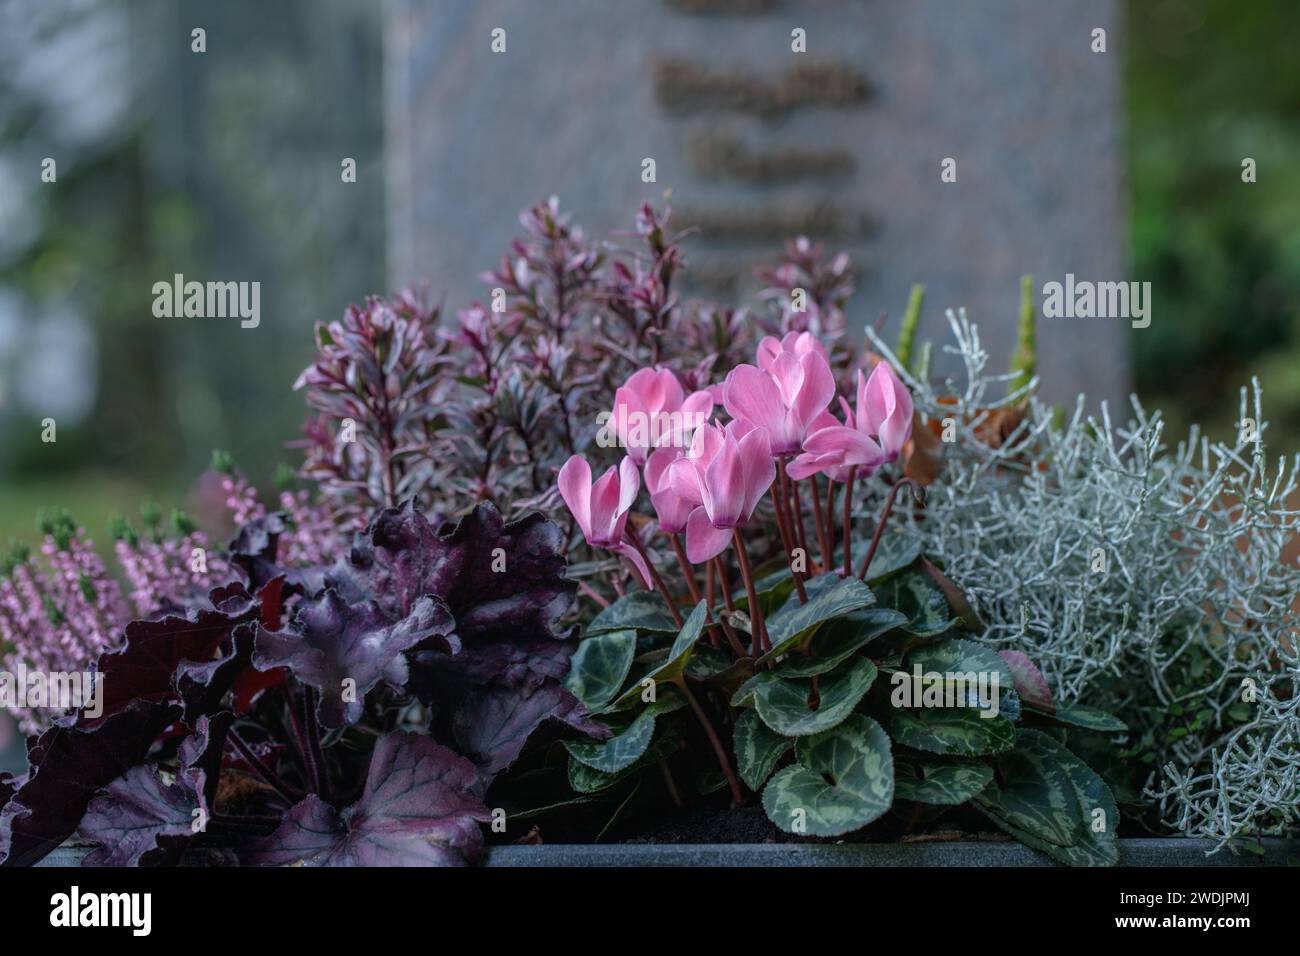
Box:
[645,447,693,535]
[787,425,885,480]
[677,423,776,564]
[610,367,713,465]
[757,332,828,374]
[723,348,835,456]
[556,455,653,589]
[858,361,913,461]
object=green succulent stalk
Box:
[1009,274,1037,396]
[896,284,924,374]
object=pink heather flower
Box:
[557,455,653,588]
[787,361,913,480]
[645,446,694,535]
[610,367,713,466]
[723,344,836,457]
[669,422,776,564]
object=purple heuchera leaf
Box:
[998,650,1055,714]
[0,774,17,814]
[78,765,198,867]
[95,584,257,718]
[329,501,575,644]
[78,713,233,867]
[246,732,490,867]
[453,682,609,779]
[253,590,456,730]
[0,700,178,867]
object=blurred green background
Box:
[0,0,1297,548]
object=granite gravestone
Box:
[385,0,1127,407]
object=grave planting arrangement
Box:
[2,201,1297,868]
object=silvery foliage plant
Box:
[867,310,1300,850]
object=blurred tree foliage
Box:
[1126,0,1300,444]
[0,0,386,503]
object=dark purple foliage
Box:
[0,496,590,867]
[254,590,456,729]
[247,733,490,867]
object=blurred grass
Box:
[0,473,185,555]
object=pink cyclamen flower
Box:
[856,359,913,460]
[645,446,694,535]
[669,422,776,564]
[787,361,912,480]
[756,332,828,375]
[723,343,836,456]
[557,455,653,588]
[609,367,714,466]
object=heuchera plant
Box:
[0,497,603,867]
[556,332,1130,866]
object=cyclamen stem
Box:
[710,557,749,658]
[824,477,837,569]
[625,527,684,628]
[675,676,745,808]
[858,477,923,581]
[670,534,702,605]
[732,529,770,656]
[770,467,808,603]
[842,466,857,577]
[809,475,832,573]
[789,470,811,561]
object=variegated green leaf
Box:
[726,565,797,618]
[565,629,637,710]
[563,693,685,773]
[902,638,1015,708]
[586,589,679,636]
[609,601,708,709]
[918,557,984,631]
[753,656,877,737]
[760,573,876,661]
[774,608,907,678]
[832,534,922,583]
[762,714,894,836]
[733,708,794,790]
[893,755,993,805]
[984,729,1119,866]
[1032,702,1127,733]
[973,731,1087,848]
[885,704,1016,756]
[872,568,955,637]
[566,728,680,794]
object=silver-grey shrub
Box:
[866,310,1300,849]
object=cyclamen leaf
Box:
[609,602,707,709]
[733,709,793,790]
[564,708,658,774]
[893,755,993,805]
[1008,730,1120,866]
[774,609,907,677]
[973,731,1087,850]
[871,568,955,638]
[566,729,681,794]
[565,629,637,710]
[253,589,455,730]
[762,715,894,836]
[998,650,1054,714]
[247,733,490,867]
[919,558,984,631]
[760,573,876,662]
[885,705,1016,757]
[586,589,678,636]
[904,638,1015,701]
[1035,702,1127,733]
[753,656,878,737]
